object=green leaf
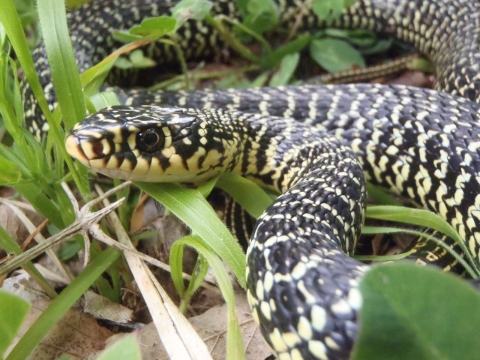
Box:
[97,334,142,360]
[128,49,157,68]
[312,0,357,19]
[170,242,208,312]
[56,240,83,261]
[237,0,279,34]
[129,16,176,38]
[359,38,394,55]
[13,0,37,27]
[269,53,300,86]
[0,0,52,123]
[185,256,209,299]
[0,291,30,358]
[250,72,269,87]
[113,56,133,69]
[169,239,187,297]
[312,0,345,20]
[323,28,378,47]
[353,264,480,360]
[111,30,144,44]
[27,0,89,197]
[260,34,311,69]
[172,0,213,29]
[81,56,118,97]
[196,175,218,198]
[310,38,366,72]
[0,155,21,185]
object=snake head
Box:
[65,105,238,182]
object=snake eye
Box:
[137,128,164,153]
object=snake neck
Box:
[233,113,367,248]
[231,114,333,194]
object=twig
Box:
[0,182,125,276]
[91,183,219,291]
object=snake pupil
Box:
[137,128,164,152]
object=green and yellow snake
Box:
[25,0,480,359]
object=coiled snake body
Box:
[28,0,480,359]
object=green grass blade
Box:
[169,239,186,296]
[361,225,477,277]
[173,235,244,360]
[35,0,89,197]
[0,155,21,185]
[216,173,273,219]
[366,205,480,274]
[185,256,209,297]
[170,241,210,312]
[37,0,85,130]
[0,291,30,358]
[6,248,120,360]
[0,144,30,178]
[135,182,246,288]
[366,183,402,206]
[88,91,121,112]
[13,182,64,228]
[0,0,52,121]
[1,0,89,198]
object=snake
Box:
[24,0,480,359]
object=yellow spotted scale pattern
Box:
[25,0,480,359]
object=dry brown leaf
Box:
[6,299,113,359]
[82,290,133,324]
[0,199,45,251]
[2,270,51,302]
[2,272,113,359]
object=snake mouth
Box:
[65,133,91,166]
[65,131,113,161]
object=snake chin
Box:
[92,167,213,183]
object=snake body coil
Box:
[28,0,480,359]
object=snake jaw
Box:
[65,132,90,166]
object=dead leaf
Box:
[6,299,113,359]
[82,291,133,324]
[0,198,45,255]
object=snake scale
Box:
[25,0,480,359]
